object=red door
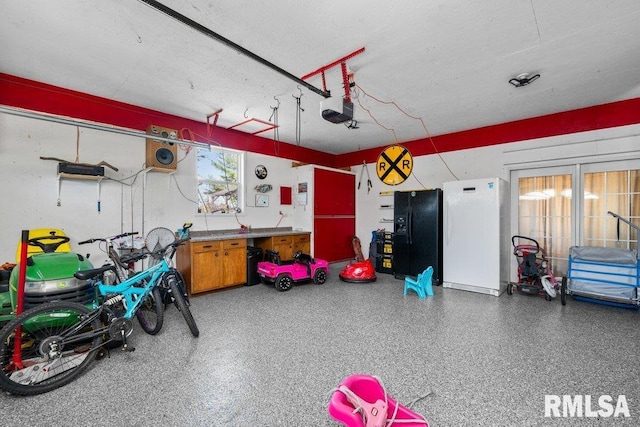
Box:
[313,168,356,262]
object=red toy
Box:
[339,236,377,283]
[257,250,329,291]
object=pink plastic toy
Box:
[328,374,429,427]
[257,251,329,292]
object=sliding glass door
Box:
[512,167,574,276]
[582,163,640,250]
[511,161,640,278]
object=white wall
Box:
[3,111,638,269]
[352,124,640,259]
[0,113,300,266]
[352,143,511,253]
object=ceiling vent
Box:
[321,97,354,124]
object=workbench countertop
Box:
[187,227,310,242]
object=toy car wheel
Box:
[545,292,552,301]
[274,274,293,292]
[506,283,513,295]
[313,269,327,285]
[560,277,567,306]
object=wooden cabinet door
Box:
[292,234,310,255]
[272,236,293,260]
[191,241,223,293]
[222,239,247,285]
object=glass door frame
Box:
[580,159,640,249]
[509,165,577,280]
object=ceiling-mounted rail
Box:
[137,0,331,99]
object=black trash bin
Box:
[246,246,263,286]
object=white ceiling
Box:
[2,0,640,155]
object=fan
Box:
[146,227,175,253]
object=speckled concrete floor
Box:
[1,263,639,426]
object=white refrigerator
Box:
[442,178,509,296]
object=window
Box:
[583,167,640,250]
[196,147,244,214]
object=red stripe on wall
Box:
[2,73,639,169]
[0,73,336,167]
[336,97,640,167]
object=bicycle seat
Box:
[75,264,116,281]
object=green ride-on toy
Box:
[0,229,96,328]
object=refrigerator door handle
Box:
[407,206,413,244]
[445,200,450,244]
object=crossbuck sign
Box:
[376,145,413,186]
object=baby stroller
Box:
[507,235,559,300]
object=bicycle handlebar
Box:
[173,237,191,246]
[147,237,191,260]
[78,232,139,245]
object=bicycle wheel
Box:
[169,279,199,337]
[136,287,164,335]
[172,269,190,306]
[161,270,190,308]
[0,301,102,395]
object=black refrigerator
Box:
[393,189,443,284]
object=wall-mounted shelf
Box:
[379,192,394,223]
[57,173,104,209]
[58,172,103,181]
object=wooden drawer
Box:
[293,234,310,244]
[272,235,293,245]
[191,241,221,252]
[223,238,246,250]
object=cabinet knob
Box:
[224,251,229,256]
[215,252,219,257]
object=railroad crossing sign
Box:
[376,145,413,185]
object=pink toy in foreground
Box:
[328,374,429,427]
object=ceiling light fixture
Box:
[509,72,540,87]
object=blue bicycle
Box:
[77,231,166,336]
[0,232,198,395]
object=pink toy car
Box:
[257,251,329,291]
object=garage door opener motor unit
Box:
[321,97,354,124]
